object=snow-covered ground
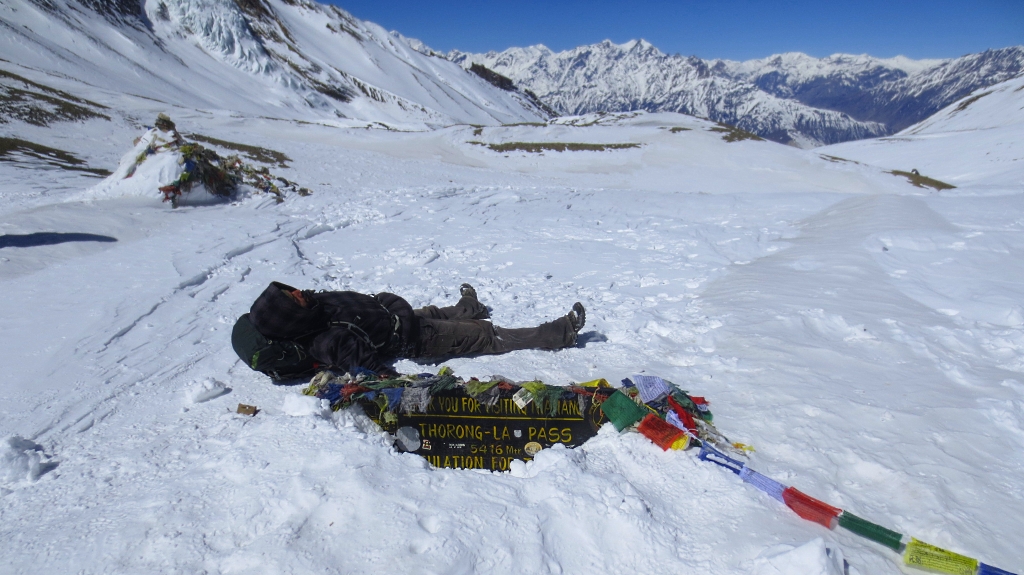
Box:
[1,108,1023,574]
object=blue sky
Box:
[326,0,1023,61]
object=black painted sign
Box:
[363,387,608,471]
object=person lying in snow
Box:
[241,281,585,378]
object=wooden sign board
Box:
[363,387,607,471]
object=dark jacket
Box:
[249,282,417,374]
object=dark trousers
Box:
[412,296,575,359]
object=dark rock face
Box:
[469,64,516,92]
[73,0,143,24]
[232,0,276,23]
[468,64,556,118]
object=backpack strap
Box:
[328,298,401,352]
[330,319,394,351]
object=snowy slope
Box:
[0,0,546,128]
[1,105,1023,574]
[820,74,1024,188]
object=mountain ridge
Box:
[5,0,1022,147]
[714,46,1024,131]
[451,41,1024,147]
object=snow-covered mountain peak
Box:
[713,51,935,84]
[614,38,659,54]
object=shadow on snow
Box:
[0,232,117,249]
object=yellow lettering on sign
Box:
[903,539,978,575]
[491,456,514,471]
[418,423,483,440]
[526,426,577,443]
[422,454,485,469]
[460,397,481,413]
[559,401,581,416]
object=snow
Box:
[2,105,1023,573]
[82,127,187,200]
[1,436,53,487]
[750,538,849,575]
[184,378,230,404]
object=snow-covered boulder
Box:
[1,436,52,485]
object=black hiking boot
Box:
[460,283,478,300]
[567,302,586,340]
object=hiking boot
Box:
[460,283,478,300]
[567,302,586,334]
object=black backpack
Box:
[231,313,322,381]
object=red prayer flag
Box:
[782,487,842,529]
[666,395,698,432]
[638,413,685,450]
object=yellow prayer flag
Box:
[670,436,690,451]
[903,538,978,575]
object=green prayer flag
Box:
[600,390,647,431]
[839,512,904,552]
